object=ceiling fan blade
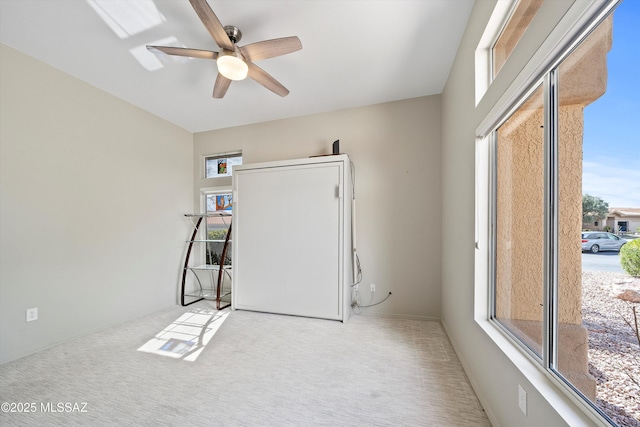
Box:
[213,73,232,98]
[189,0,234,51]
[247,62,289,97]
[147,45,218,60]
[240,36,302,62]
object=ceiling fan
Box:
[147,0,302,98]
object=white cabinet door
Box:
[234,161,343,320]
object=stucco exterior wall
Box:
[496,102,545,325]
[557,104,587,324]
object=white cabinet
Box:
[232,155,353,321]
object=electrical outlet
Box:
[26,307,38,322]
[370,284,376,292]
[518,385,527,415]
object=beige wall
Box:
[193,96,442,319]
[0,44,193,364]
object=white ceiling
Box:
[0,0,473,133]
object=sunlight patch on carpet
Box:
[137,308,229,361]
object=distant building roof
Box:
[608,207,640,217]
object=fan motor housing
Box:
[224,26,242,43]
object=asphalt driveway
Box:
[582,252,624,273]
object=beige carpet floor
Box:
[0,302,491,426]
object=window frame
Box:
[476,0,623,425]
[488,79,547,363]
[203,152,242,179]
[200,186,233,266]
[491,0,544,79]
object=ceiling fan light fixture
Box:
[217,52,248,81]
[149,3,300,98]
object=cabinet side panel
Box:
[343,159,353,321]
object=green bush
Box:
[620,238,640,277]
[208,229,228,240]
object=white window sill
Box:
[474,316,611,427]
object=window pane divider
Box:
[543,70,559,371]
[488,133,497,320]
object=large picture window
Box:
[488,2,639,425]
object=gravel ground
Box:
[583,271,640,427]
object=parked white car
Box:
[581,232,627,253]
